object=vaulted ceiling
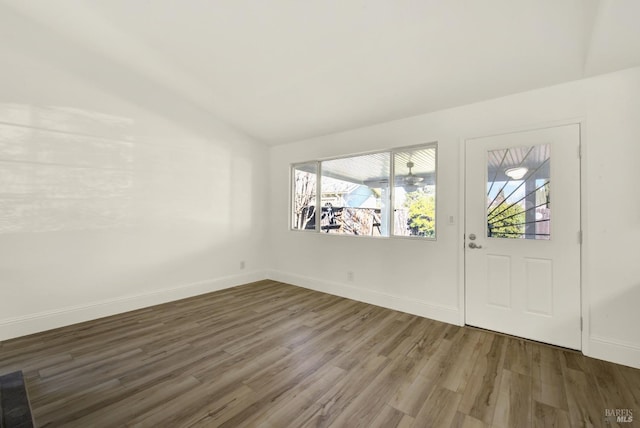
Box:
[2,0,639,145]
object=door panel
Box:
[524,257,553,315]
[487,255,511,308]
[465,124,581,349]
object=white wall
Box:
[0,15,269,340]
[583,69,640,367]
[1,4,637,368]
[269,67,640,368]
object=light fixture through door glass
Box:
[504,167,528,180]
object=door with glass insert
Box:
[465,124,581,349]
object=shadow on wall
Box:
[0,102,262,323]
[0,2,265,235]
[0,104,232,234]
[0,2,263,235]
[0,4,266,337]
[0,104,135,233]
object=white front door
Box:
[464,124,581,349]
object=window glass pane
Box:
[292,163,317,230]
[393,146,437,238]
[320,153,390,236]
[486,144,550,240]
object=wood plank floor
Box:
[1,280,638,427]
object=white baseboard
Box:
[4,270,635,370]
[588,335,640,369]
[267,269,461,326]
[0,270,266,342]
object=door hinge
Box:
[578,230,583,245]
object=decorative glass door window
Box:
[486,144,551,240]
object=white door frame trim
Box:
[457,118,587,353]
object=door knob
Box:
[468,242,483,249]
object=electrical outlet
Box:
[347,271,354,282]
[240,261,245,270]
